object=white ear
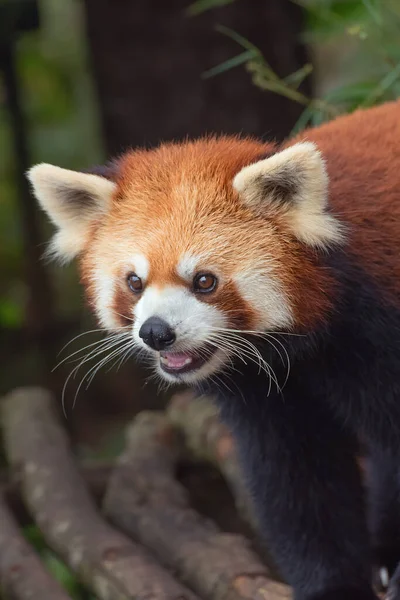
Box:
[233,142,344,248]
[27,163,117,262]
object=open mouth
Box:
[159,345,216,375]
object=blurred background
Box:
[1,0,399,455]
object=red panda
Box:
[28,100,400,600]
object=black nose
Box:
[138,316,176,351]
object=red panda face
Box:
[28,137,343,385]
[80,187,294,384]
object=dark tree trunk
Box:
[83,0,311,156]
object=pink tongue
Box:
[165,353,192,369]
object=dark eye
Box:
[193,272,218,294]
[127,272,143,293]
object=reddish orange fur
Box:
[81,101,400,332]
[290,100,400,305]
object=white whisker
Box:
[53,331,131,371]
[205,326,287,395]
[60,330,133,415]
[57,326,129,357]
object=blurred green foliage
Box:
[194,0,400,132]
[0,0,103,331]
[3,0,398,331]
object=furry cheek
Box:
[86,253,151,332]
[112,285,137,328]
[91,271,122,331]
[233,268,294,331]
[89,268,136,332]
[209,280,259,331]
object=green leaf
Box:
[324,81,377,104]
[283,63,313,89]
[22,527,93,599]
[362,0,383,25]
[290,106,314,136]
[42,551,90,599]
[202,49,255,79]
[23,525,47,552]
[215,25,281,83]
[311,109,325,127]
[43,552,76,589]
[215,24,262,56]
[299,0,368,41]
[360,61,400,106]
[186,0,236,16]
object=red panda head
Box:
[28,137,343,384]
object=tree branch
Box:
[104,409,291,600]
[0,491,72,600]
[1,463,112,527]
[1,387,199,600]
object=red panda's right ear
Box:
[233,142,345,249]
[27,164,117,263]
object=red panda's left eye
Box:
[127,272,143,293]
[193,272,218,294]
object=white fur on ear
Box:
[27,163,117,262]
[233,142,345,248]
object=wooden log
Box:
[0,491,72,600]
[1,463,112,526]
[1,387,198,600]
[104,410,291,600]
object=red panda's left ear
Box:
[27,164,117,263]
[233,142,345,249]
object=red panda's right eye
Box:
[127,273,143,293]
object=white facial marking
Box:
[94,271,121,330]
[176,252,201,282]
[234,267,293,330]
[131,253,149,281]
[133,284,229,383]
[134,285,225,342]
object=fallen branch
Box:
[0,491,72,600]
[1,387,198,600]
[104,410,291,600]
[1,463,112,526]
[167,391,255,527]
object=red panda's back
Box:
[290,100,400,303]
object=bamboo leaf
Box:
[311,109,325,127]
[324,81,377,104]
[283,63,313,89]
[215,26,281,82]
[290,106,315,136]
[246,57,279,83]
[202,49,255,79]
[360,61,400,106]
[215,24,262,56]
